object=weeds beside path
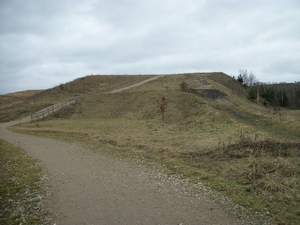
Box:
[0,139,51,225]
[0,119,253,225]
[4,73,298,224]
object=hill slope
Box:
[40,72,298,140]
[0,75,154,122]
[4,72,300,224]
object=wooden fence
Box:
[31,98,77,122]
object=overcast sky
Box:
[1,0,299,94]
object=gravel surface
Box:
[105,76,163,94]
[0,118,256,225]
[0,77,264,224]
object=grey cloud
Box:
[0,0,299,94]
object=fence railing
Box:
[31,97,78,122]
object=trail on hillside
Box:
[0,75,253,225]
[105,75,163,94]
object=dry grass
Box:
[0,90,43,107]
[12,117,300,224]
[0,75,155,122]
[7,73,300,224]
[0,139,51,225]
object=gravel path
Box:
[0,119,250,225]
[105,76,163,94]
[0,76,253,224]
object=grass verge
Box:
[0,139,51,225]
[11,118,300,225]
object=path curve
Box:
[0,120,250,225]
[0,75,252,224]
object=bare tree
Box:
[156,96,167,120]
[249,71,256,87]
[179,81,189,92]
[239,69,249,86]
[238,69,258,87]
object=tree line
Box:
[236,69,300,109]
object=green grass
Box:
[0,139,50,225]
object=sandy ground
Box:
[0,76,254,224]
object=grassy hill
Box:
[0,75,154,122]
[2,72,300,224]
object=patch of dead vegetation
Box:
[0,139,53,225]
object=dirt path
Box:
[106,76,163,94]
[0,119,253,225]
[0,76,254,224]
